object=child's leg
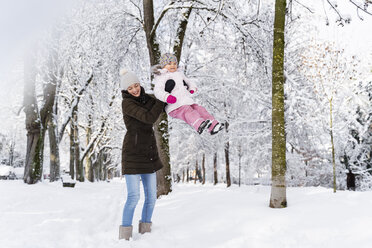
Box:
[169,105,204,132]
[191,104,219,132]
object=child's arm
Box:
[154,75,175,103]
[182,72,197,93]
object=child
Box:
[153,53,224,135]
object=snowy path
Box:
[1,179,371,248]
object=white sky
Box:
[0,0,78,83]
[311,0,372,60]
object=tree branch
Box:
[151,1,176,37]
[349,0,372,17]
[58,74,93,143]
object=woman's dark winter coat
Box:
[121,87,164,174]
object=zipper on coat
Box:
[135,133,138,146]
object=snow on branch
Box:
[58,74,93,142]
[151,1,179,37]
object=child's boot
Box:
[197,119,211,134]
[211,122,224,135]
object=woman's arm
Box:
[122,98,164,124]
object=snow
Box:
[0,165,12,176]
[1,180,371,248]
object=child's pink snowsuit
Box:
[154,68,218,132]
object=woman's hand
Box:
[166,95,177,104]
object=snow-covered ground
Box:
[1,179,371,248]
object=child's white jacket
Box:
[154,68,197,114]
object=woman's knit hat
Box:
[159,53,178,68]
[119,68,140,90]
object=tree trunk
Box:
[186,167,189,183]
[48,112,60,182]
[225,122,231,187]
[24,49,57,184]
[194,160,198,184]
[85,111,94,182]
[69,125,75,179]
[238,143,242,187]
[102,151,108,181]
[213,152,218,185]
[9,140,15,167]
[143,0,193,197]
[329,99,337,193]
[69,105,80,180]
[143,0,161,67]
[270,0,287,208]
[202,153,206,185]
[173,7,193,60]
[143,0,172,197]
[154,112,172,197]
[67,102,85,183]
[72,107,83,182]
[24,127,46,184]
[46,38,61,183]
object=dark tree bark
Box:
[8,140,15,167]
[46,42,61,183]
[143,0,172,197]
[213,152,218,185]
[173,7,193,60]
[85,96,94,182]
[143,0,161,67]
[224,122,231,187]
[270,0,287,208]
[70,105,83,181]
[202,153,206,185]
[23,50,58,184]
[74,118,83,182]
[194,160,198,184]
[48,112,60,182]
[142,0,194,197]
[69,124,75,179]
[85,126,94,182]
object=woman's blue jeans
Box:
[122,173,157,227]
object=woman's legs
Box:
[122,174,141,226]
[140,173,157,223]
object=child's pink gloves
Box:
[166,95,177,104]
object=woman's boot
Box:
[119,225,133,240]
[138,221,152,234]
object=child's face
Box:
[164,61,177,72]
[127,83,141,97]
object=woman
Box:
[119,69,164,240]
